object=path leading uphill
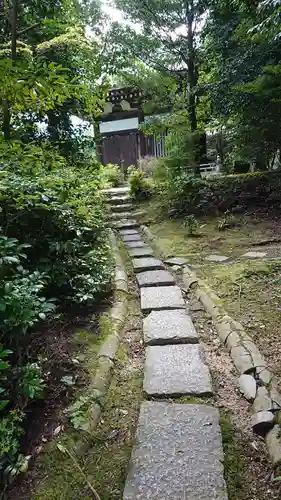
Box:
[104,186,228,500]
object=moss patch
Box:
[220,415,247,500]
[32,339,143,500]
[139,199,277,263]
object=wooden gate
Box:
[102,132,140,172]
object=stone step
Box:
[143,309,198,345]
[136,270,175,288]
[111,203,133,213]
[143,344,212,397]
[110,195,131,205]
[113,219,139,230]
[128,247,154,258]
[109,211,145,221]
[102,187,130,198]
[109,211,136,220]
[124,240,147,248]
[123,402,228,500]
[132,257,164,273]
[122,233,142,243]
[140,285,185,312]
[120,229,139,235]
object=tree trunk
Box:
[2,0,17,140]
[11,0,17,61]
[186,0,197,132]
[3,101,11,140]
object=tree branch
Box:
[17,21,41,36]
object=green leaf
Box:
[0,349,13,358]
[4,256,20,264]
[61,375,75,387]
[0,400,9,410]
[0,360,9,371]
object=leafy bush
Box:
[156,172,205,215]
[101,163,123,188]
[157,171,281,215]
[138,156,159,177]
[204,172,281,212]
[217,212,240,231]
[0,235,53,485]
[182,215,200,236]
[128,166,153,200]
[0,143,113,485]
[0,164,113,304]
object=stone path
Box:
[123,403,228,500]
[104,187,228,500]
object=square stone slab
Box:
[144,344,212,396]
[242,251,267,259]
[113,219,139,229]
[136,270,175,288]
[122,233,142,242]
[205,254,229,262]
[120,229,139,235]
[143,309,198,345]
[111,204,132,213]
[141,286,185,312]
[110,195,131,205]
[128,247,154,258]
[123,402,227,500]
[124,240,147,248]
[133,257,164,273]
[165,257,187,266]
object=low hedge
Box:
[168,171,281,214]
[205,171,281,212]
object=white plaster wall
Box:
[100,117,139,134]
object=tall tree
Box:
[204,0,281,168]
[0,0,105,154]
[108,0,208,133]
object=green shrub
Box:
[182,215,200,236]
[205,172,281,212]
[157,172,205,215]
[101,163,123,188]
[0,166,113,304]
[138,156,159,177]
[128,166,153,200]
[158,171,281,215]
[217,212,240,231]
[0,410,26,485]
[0,143,114,486]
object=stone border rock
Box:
[181,265,281,472]
[141,224,156,243]
[141,225,281,473]
[75,229,128,454]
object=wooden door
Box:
[102,132,139,171]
